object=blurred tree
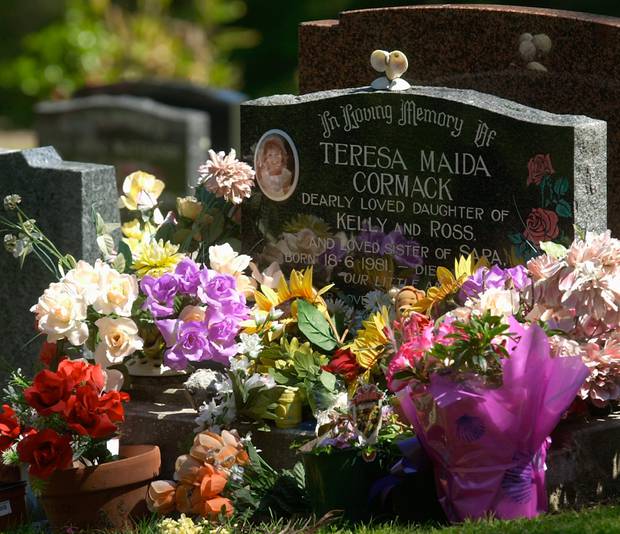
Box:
[1,0,620,127]
[0,0,258,126]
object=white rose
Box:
[93,264,139,316]
[208,243,251,275]
[94,317,143,365]
[468,288,520,319]
[62,259,104,304]
[30,281,89,346]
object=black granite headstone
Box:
[241,87,606,303]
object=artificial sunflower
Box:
[346,306,391,373]
[254,267,332,313]
[249,267,333,339]
[410,254,488,315]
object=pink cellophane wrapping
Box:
[397,320,589,522]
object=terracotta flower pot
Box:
[39,445,160,530]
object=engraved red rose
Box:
[523,208,559,244]
[527,154,555,186]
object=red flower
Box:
[527,154,555,186]
[24,370,71,416]
[17,429,73,479]
[523,208,559,245]
[57,359,105,392]
[0,405,20,452]
[98,390,130,423]
[65,385,118,439]
[323,348,362,383]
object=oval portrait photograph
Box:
[254,129,299,201]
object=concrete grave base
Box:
[120,399,620,510]
[120,401,313,477]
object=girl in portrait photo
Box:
[256,135,294,199]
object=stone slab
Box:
[298,5,620,236]
[121,401,312,478]
[0,147,118,382]
[75,80,246,152]
[35,94,210,206]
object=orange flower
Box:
[146,480,177,514]
[175,483,203,514]
[203,496,234,519]
[197,464,228,499]
[174,454,203,484]
[190,429,248,470]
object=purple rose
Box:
[141,274,178,318]
[206,318,240,365]
[460,264,531,301]
[175,258,200,295]
[164,321,210,370]
[197,271,238,307]
[506,265,530,291]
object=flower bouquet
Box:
[387,231,620,521]
[0,149,257,383]
[146,427,307,523]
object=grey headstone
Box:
[241,86,606,305]
[0,147,118,383]
[74,80,245,152]
[35,94,210,207]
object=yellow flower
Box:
[119,171,165,211]
[347,306,391,371]
[254,267,332,312]
[411,254,489,315]
[121,219,157,255]
[132,239,184,278]
[176,196,203,221]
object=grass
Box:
[5,505,620,534]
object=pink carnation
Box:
[198,149,255,205]
[579,334,620,407]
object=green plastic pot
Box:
[302,448,383,521]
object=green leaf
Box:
[296,299,337,351]
[112,253,126,273]
[556,199,572,218]
[319,370,336,391]
[117,240,133,272]
[204,210,225,244]
[96,234,115,258]
[508,233,524,245]
[539,241,568,259]
[553,177,569,196]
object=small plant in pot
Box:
[0,360,160,530]
[299,383,412,521]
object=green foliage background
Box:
[0,0,619,126]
